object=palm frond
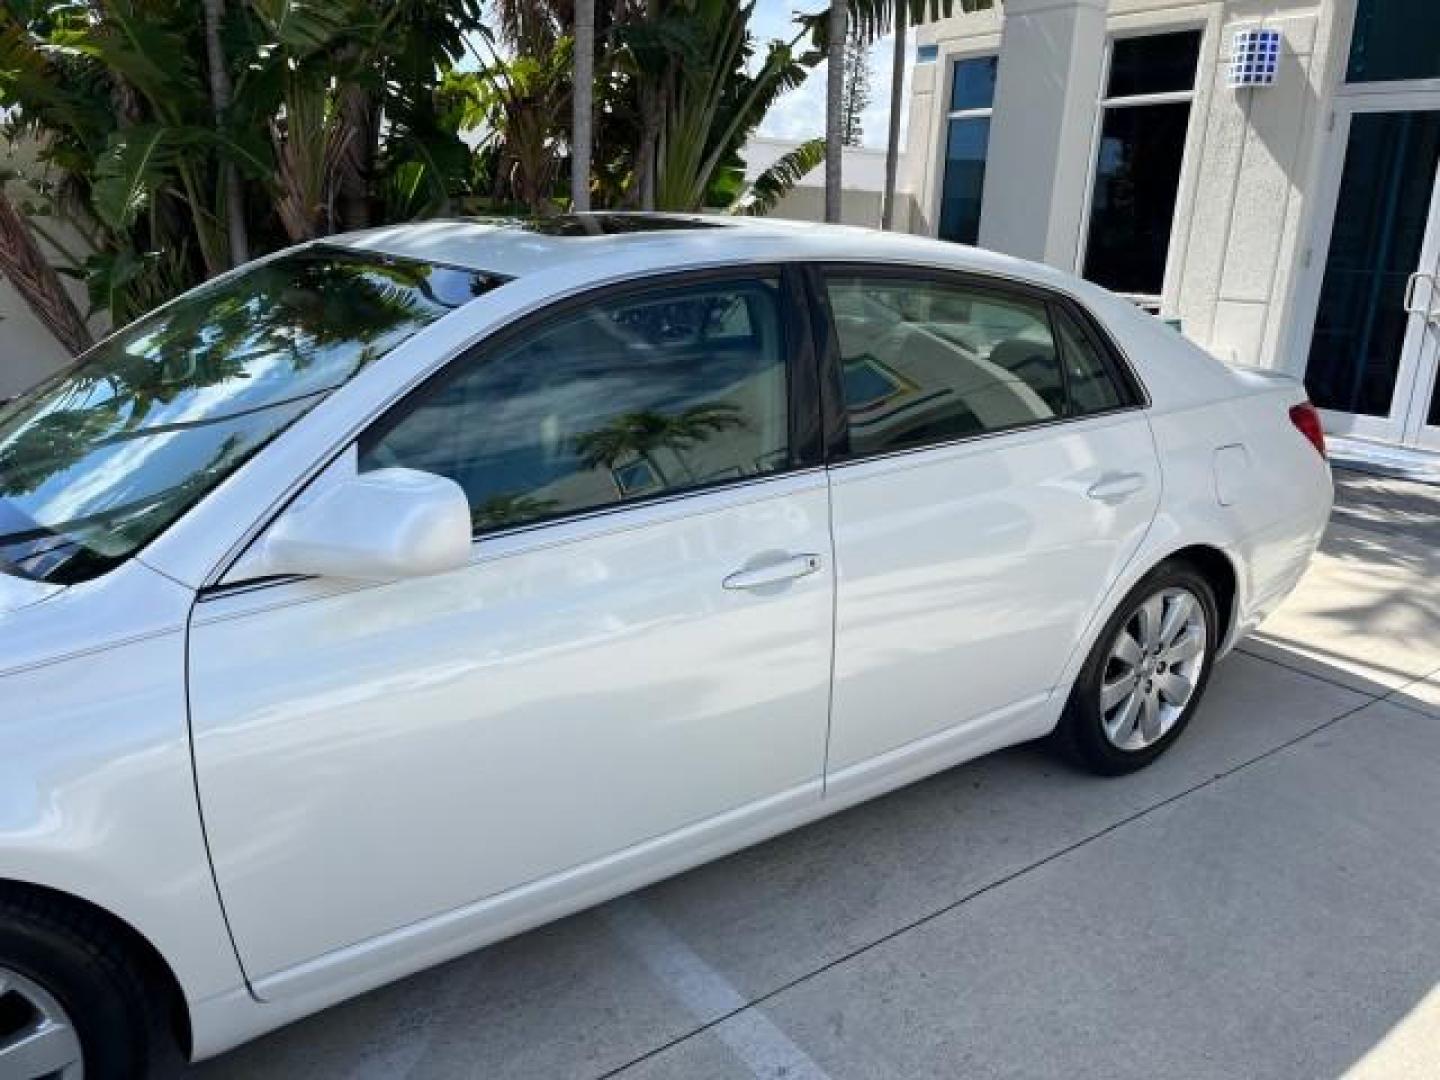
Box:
[247,0,357,57]
[802,0,988,51]
[91,125,177,232]
[731,137,824,216]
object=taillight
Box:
[1289,401,1327,459]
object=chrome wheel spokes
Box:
[1100,586,1208,751]
[0,968,83,1080]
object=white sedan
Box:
[0,216,1330,1077]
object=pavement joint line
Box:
[1377,694,1439,722]
[1373,662,1440,721]
[1235,644,1390,699]
[595,691,1380,1080]
[604,898,834,1080]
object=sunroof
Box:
[475,214,730,237]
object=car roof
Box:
[331,213,1083,295]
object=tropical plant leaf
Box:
[731,136,825,216]
[802,0,990,51]
[91,126,177,232]
[0,15,86,135]
[247,0,357,57]
[382,89,473,220]
[206,126,276,180]
[47,1,201,116]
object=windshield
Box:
[0,246,503,585]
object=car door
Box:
[187,269,835,989]
[814,266,1161,784]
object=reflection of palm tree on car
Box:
[0,253,473,499]
[473,492,560,531]
[574,403,745,492]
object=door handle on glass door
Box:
[723,554,824,591]
[1086,472,1147,505]
[1403,271,1436,317]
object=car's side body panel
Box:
[188,472,836,985]
[824,412,1162,772]
[0,561,242,1006]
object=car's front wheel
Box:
[1057,560,1219,775]
[0,889,181,1080]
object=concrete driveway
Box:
[193,469,1440,1080]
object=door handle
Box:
[1404,271,1436,316]
[723,554,824,591]
[1086,471,1147,505]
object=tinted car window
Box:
[361,279,790,534]
[0,247,499,585]
[1053,305,1126,414]
[826,276,1063,457]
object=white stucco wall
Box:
[0,147,106,400]
[0,275,81,399]
[740,137,912,228]
[906,0,1351,375]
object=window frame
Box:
[805,262,1148,467]
[1076,27,1205,305]
[355,263,825,543]
[935,51,1000,245]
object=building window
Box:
[938,55,998,245]
[1081,30,1202,298]
[1347,0,1440,84]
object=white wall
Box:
[1170,2,1345,372]
[740,137,910,229]
[0,148,105,399]
[0,276,81,399]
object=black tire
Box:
[0,888,182,1080]
[1055,559,1219,776]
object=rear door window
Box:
[825,275,1064,458]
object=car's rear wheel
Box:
[0,891,181,1080]
[1057,560,1218,775]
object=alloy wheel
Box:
[1099,586,1208,752]
[0,966,83,1080]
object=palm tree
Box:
[643,0,815,212]
[473,492,560,529]
[572,0,595,212]
[0,188,93,358]
[203,0,249,265]
[574,403,746,490]
[846,1,987,231]
[824,0,848,223]
[881,2,909,230]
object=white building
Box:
[900,0,1440,462]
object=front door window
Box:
[361,277,792,533]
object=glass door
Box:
[1300,0,1440,451]
[1302,102,1440,446]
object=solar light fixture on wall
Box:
[1229,28,1280,88]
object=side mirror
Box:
[245,468,473,582]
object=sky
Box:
[750,2,909,149]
